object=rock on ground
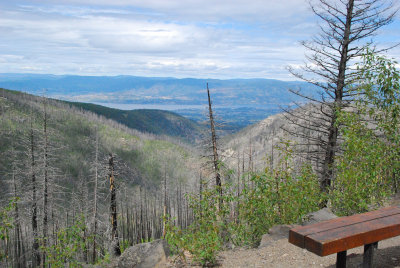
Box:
[302,208,337,226]
[112,239,170,268]
[259,208,337,249]
[259,224,299,249]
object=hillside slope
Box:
[68,102,206,143]
[220,104,321,172]
[220,112,287,170]
[0,88,204,266]
[0,88,198,202]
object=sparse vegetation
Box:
[165,140,322,265]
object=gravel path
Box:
[219,235,400,268]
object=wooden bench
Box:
[289,206,400,268]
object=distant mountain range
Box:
[0,73,316,107]
[0,73,317,131]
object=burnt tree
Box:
[207,83,223,211]
[108,153,121,256]
[42,99,49,268]
[287,0,396,204]
[92,129,99,263]
[30,118,40,267]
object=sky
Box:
[1,0,399,80]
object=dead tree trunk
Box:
[30,119,40,267]
[320,0,354,199]
[92,129,99,263]
[12,152,23,268]
[286,0,396,207]
[236,151,240,223]
[199,171,203,218]
[42,100,49,268]
[108,153,121,256]
[162,164,167,239]
[207,83,222,210]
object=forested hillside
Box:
[0,88,202,266]
[220,103,320,172]
[67,102,206,143]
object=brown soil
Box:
[220,236,400,268]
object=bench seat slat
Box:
[306,213,400,256]
[289,206,400,249]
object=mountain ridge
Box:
[67,101,207,143]
[0,88,199,193]
[0,73,317,107]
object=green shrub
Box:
[165,186,225,266]
[331,49,400,216]
[0,198,16,261]
[41,215,92,268]
[165,140,322,263]
[332,111,392,215]
[236,141,321,246]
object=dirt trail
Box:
[168,197,400,267]
[219,235,400,268]
[167,234,400,267]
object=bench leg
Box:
[336,250,347,268]
[363,242,378,268]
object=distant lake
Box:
[91,102,254,111]
[92,103,208,110]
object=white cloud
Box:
[21,0,311,21]
[0,1,397,79]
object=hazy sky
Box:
[1,0,399,80]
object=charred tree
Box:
[30,118,40,267]
[287,0,396,205]
[92,129,99,263]
[108,153,121,256]
[236,151,240,223]
[42,100,49,268]
[162,164,167,239]
[207,83,223,210]
[11,145,23,268]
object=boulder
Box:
[114,239,170,268]
[302,208,337,226]
[259,224,299,248]
[258,209,338,248]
